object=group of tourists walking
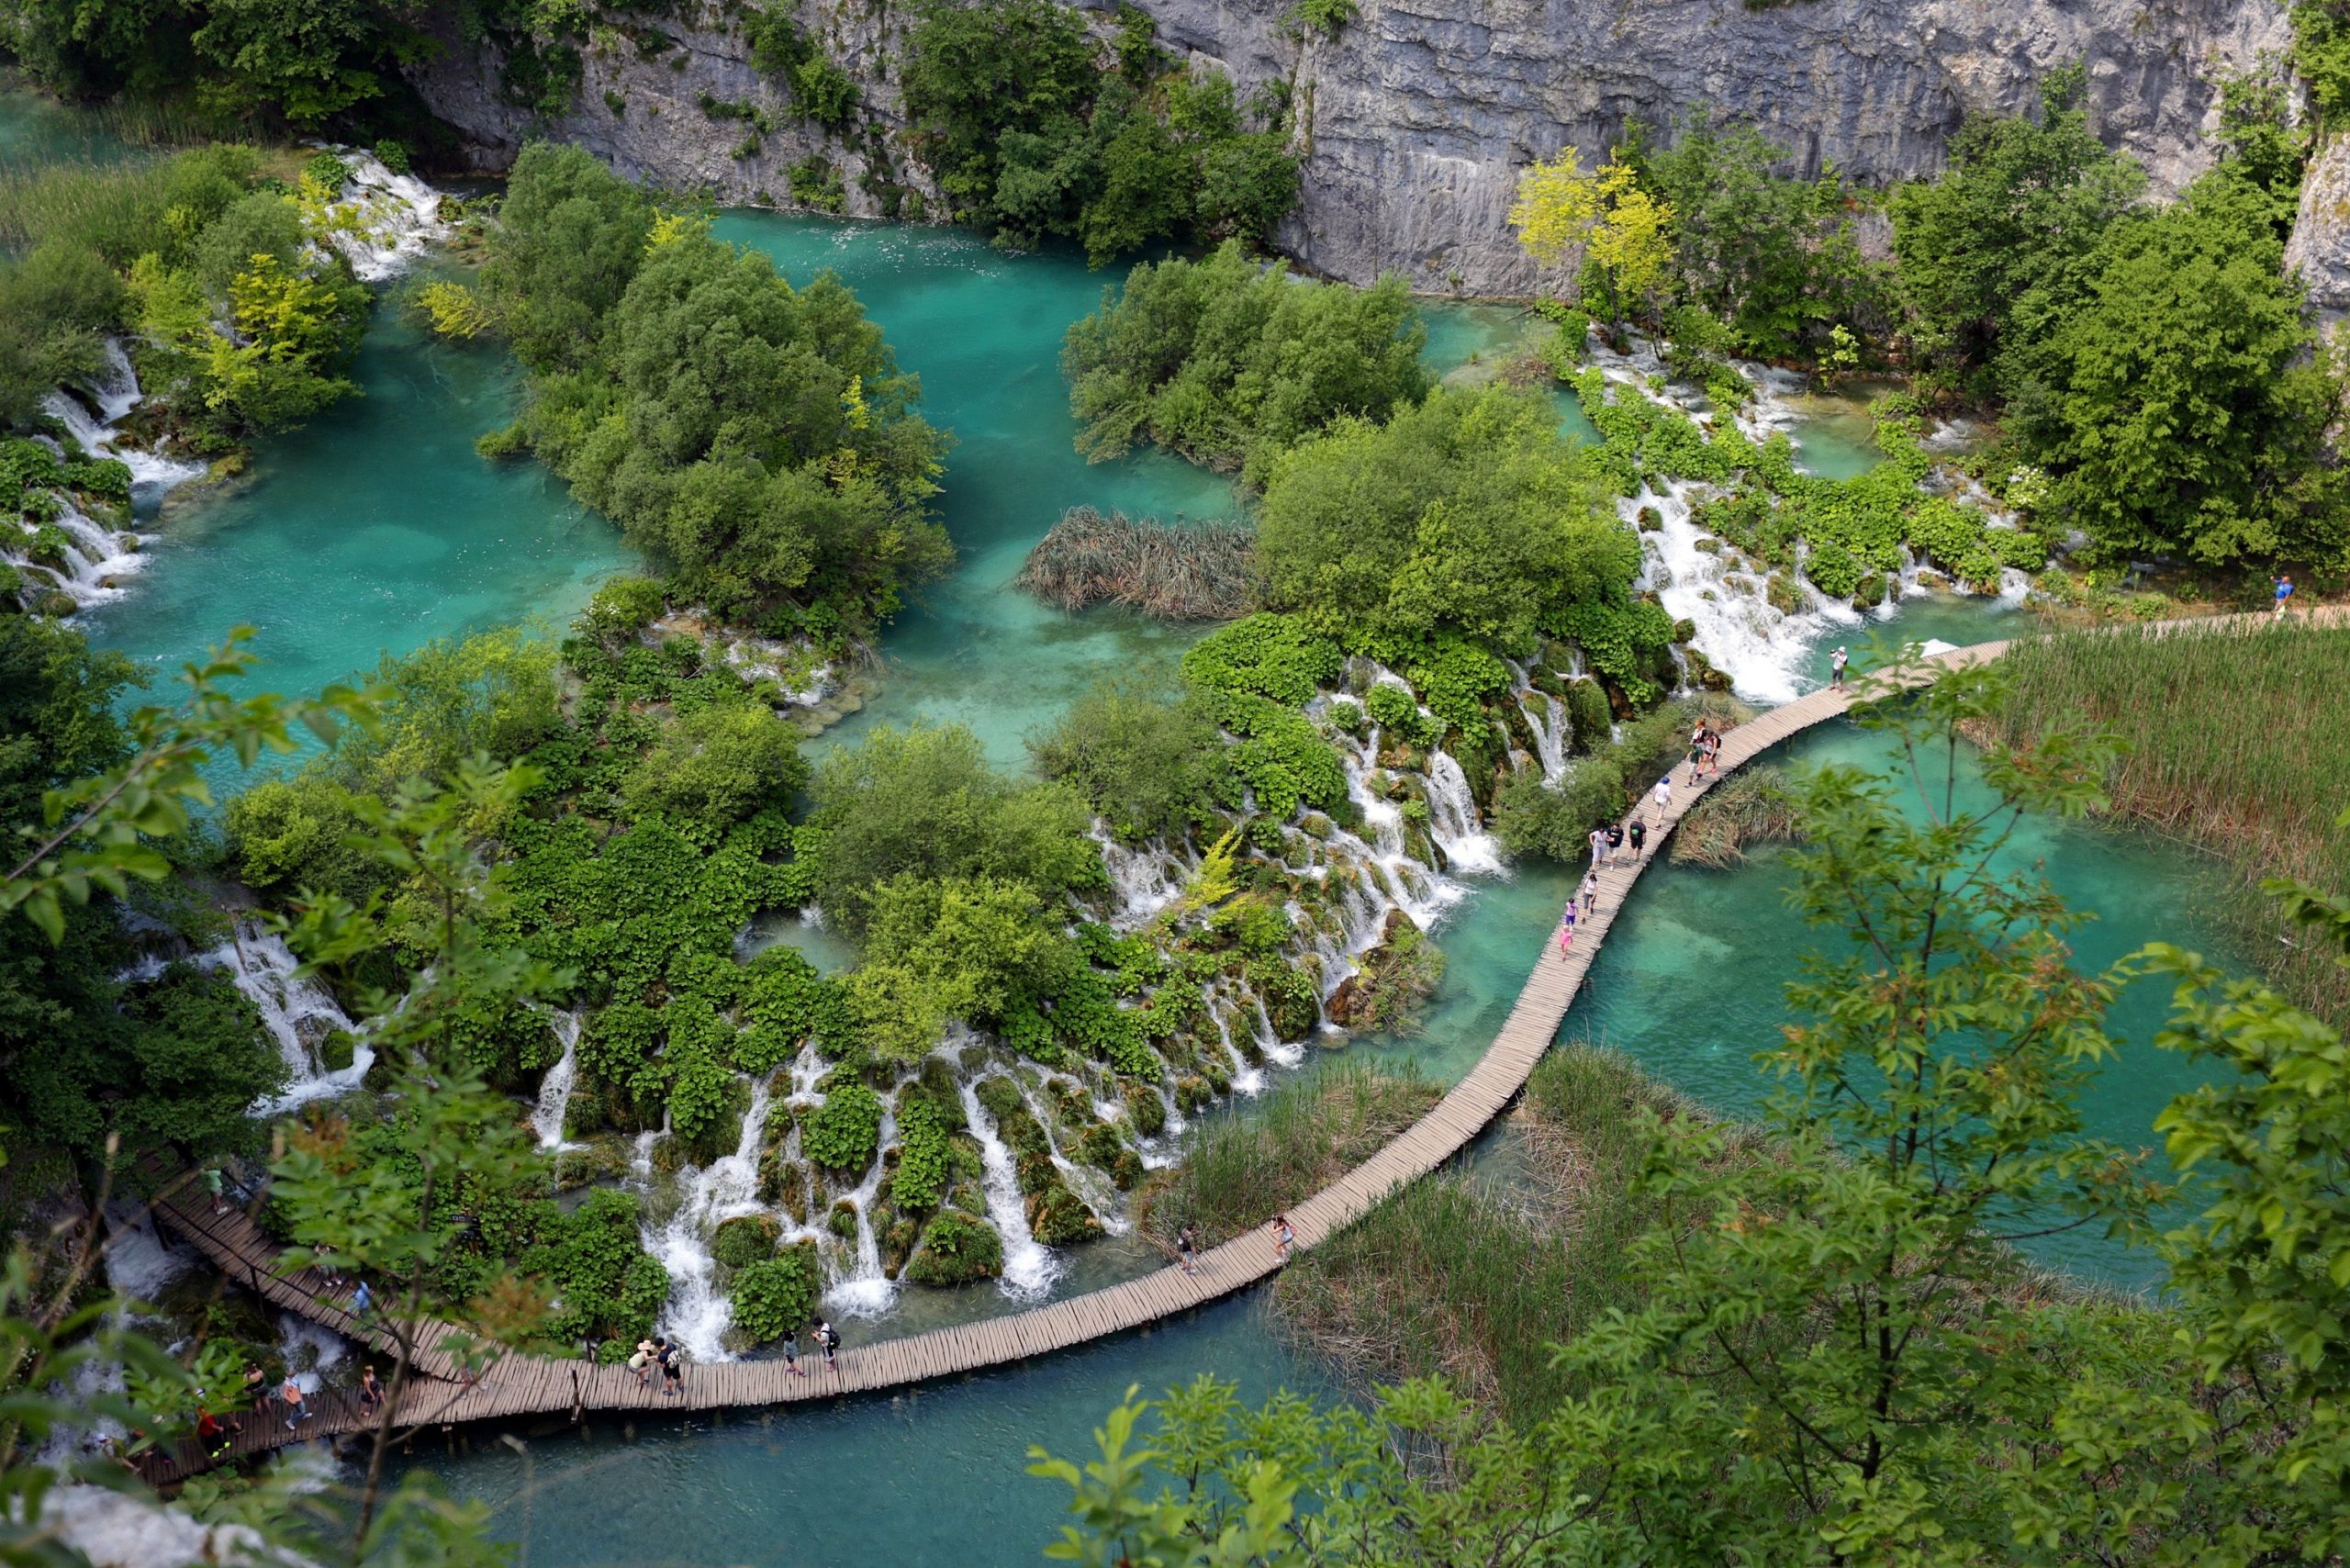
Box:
[626,1320,840,1393]
[1558,713,1742,956]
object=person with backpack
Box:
[816,1319,841,1368]
[1628,817,1647,861]
[659,1338,683,1397]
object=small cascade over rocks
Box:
[1424,751,1506,875]
[649,1076,777,1361]
[530,1011,582,1150]
[1633,479,1853,705]
[195,923,370,1114]
[308,148,449,282]
[958,1074,1063,1301]
[822,1091,901,1321]
[8,343,205,614]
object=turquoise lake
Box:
[27,158,2252,1562]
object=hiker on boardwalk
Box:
[1628,818,1647,861]
[279,1378,311,1430]
[203,1165,226,1216]
[1177,1225,1201,1276]
[655,1338,681,1397]
[1557,902,1577,955]
[1586,825,1606,869]
[1581,872,1599,916]
[1831,646,1849,689]
[781,1327,809,1377]
[1651,774,1673,824]
[359,1365,383,1417]
[2276,574,2295,617]
[1272,1215,1295,1260]
[196,1406,240,1459]
[629,1338,656,1390]
[1604,820,1625,864]
[349,1279,372,1317]
[1702,726,1722,778]
[817,1319,841,1368]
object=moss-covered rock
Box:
[1125,1085,1167,1137]
[902,1210,1004,1286]
[827,1199,859,1239]
[711,1213,779,1271]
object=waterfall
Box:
[1092,828,1187,930]
[530,1011,582,1150]
[822,1092,900,1320]
[1248,991,1303,1070]
[309,148,450,282]
[957,1076,1062,1300]
[1205,990,1266,1097]
[1009,1071,1128,1236]
[47,342,208,498]
[1423,752,1505,876]
[650,1077,777,1361]
[1632,480,1853,704]
[99,1200,196,1303]
[195,923,371,1114]
[1510,664,1570,784]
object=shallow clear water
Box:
[400,1293,1324,1567]
[76,308,632,723]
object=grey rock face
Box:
[2288,134,2350,334]
[408,0,2291,296]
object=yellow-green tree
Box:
[1507,150,1675,318]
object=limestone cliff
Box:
[409,0,2293,296]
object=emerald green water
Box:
[0,95,2240,1557]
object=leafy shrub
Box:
[582,575,666,644]
[301,151,351,195]
[730,1246,820,1341]
[1063,242,1428,485]
[890,1092,954,1211]
[1181,614,1343,709]
[804,1081,883,1171]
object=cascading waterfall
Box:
[309,149,450,282]
[957,1076,1062,1299]
[1632,479,1852,704]
[1509,663,1571,784]
[822,1093,901,1320]
[1204,990,1267,1097]
[650,1077,777,1361]
[1423,752,1506,875]
[1011,1071,1129,1236]
[530,1011,582,1150]
[195,924,370,1114]
[1092,828,1190,929]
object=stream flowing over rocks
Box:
[406,0,2291,295]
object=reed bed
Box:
[1272,1047,1764,1427]
[1135,1058,1439,1250]
[1670,765,1803,868]
[1013,506,1261,621]
[1989,619,2350,1024]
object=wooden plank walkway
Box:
[138,614,2340,1482]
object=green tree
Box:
[1029,675,1233,843]
[804,722,1101,935]
[2016,171,2347,568]
[1062,241,1428,486]
[1888,64,2145,399]
[1254,386,1639,655]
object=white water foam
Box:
[195,924,371,1114]
[308,148,449,282]
[650,1077,777,1360]
[957,1074,1062,1301]
[530,1010,582,1150]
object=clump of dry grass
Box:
[1988,619,2350,1024]
[1014,507,1260,621]
[1671,765,1803,868]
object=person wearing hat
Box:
[1830,646,1849,689]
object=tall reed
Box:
[1136,1058,1438,1249]
[1989,619,2350,1023]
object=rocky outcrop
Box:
[409,0,2291,296]
[2288,134,2350,336]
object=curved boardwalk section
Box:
[140,632,2074,1481]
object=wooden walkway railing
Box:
[145,620,2305,1482]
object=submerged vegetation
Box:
[1014,507,1260,620]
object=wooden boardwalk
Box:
[144,620,2310,1483]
